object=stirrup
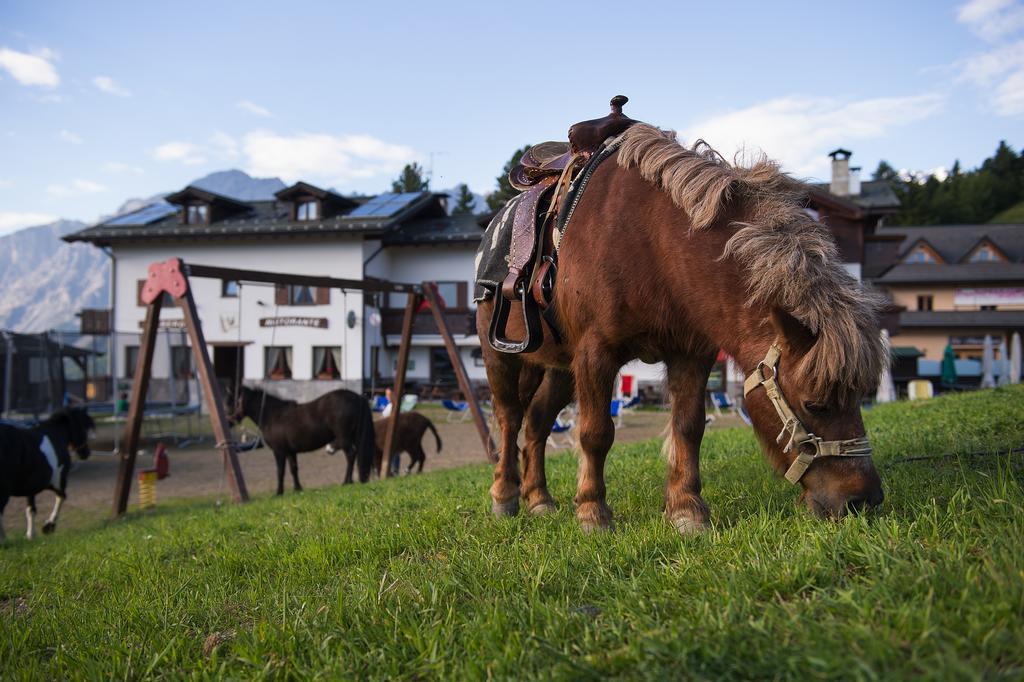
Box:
[488,279,543,353]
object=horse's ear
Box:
[770,308,817,357]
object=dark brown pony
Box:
[230,385,376,492]
[478,124,886,533]
[372,411,442,475]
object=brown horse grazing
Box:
[477,123,887,533]
[229,385,376,491]
[372,411,442,475]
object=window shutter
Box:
[275,284,288,305]
[315,287,330,305]
[457,282,468,309]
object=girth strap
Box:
[744,340,873,485]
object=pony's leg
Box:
[343,450,355,484]
[0,495,7,542]
[42,493,65,534]
[288,453,302,492]
[664,355,715,535]
[273,450,286,495]
[572,341,620,532]
[409,444,426,473]
[521,368,573,515]
[486,352,528,518]
[25,496,37,540]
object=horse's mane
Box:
[616,123,886,403]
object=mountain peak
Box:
[190,169,286,201]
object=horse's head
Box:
[744,309,884,518]
[225,385,249,426]
[58,407,95,460]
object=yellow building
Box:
[870,224,1024,361]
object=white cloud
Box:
[958,0,1024,41]
[242,131,415,186]
[237,99,272,117]
[46,178,107,197]
[0,211,58,235]
[682,93,946,178]
[152,141,207,165]
[58,129,83,144]
[210,131,239,160]
[103,161,144,175]
[956,39,1024,116]
[0,46,59,87]
[92,75,130,97]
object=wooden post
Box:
[421,282,496,462]
[178,288,249,503]
[112,297,163,517]
[382,292,419,477]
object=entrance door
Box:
[213,345,244,395]
[430,347,456,388]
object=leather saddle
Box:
[488,96,638,354]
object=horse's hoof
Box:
[528,502,556,516]
[492,498,520,518]
[42,522,55,535]
[668,514,708,536]
[577,503,614,533]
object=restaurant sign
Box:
[137,318,186,330]
[953,287,1024,306]
[259,317,328,329]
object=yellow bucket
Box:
[138,469,157,509]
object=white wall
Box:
[111,238,365,392]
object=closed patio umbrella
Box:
[997,339,1010,386]
[940,344,958,390]
[1011,332,1022,384]
[981,335,995,389]
[875,330,896,403]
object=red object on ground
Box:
[154,442,170,480]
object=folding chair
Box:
[547,407,575,449]
[442,399,470,423]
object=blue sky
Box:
[1,0,1022,234]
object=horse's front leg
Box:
[664,354,716,535]
[288,453,302,492]
[485,352,528,517]
[272,450,286,495]
[0,494,7,542]
[343,449,355,484]
[25,495,37,540]
[572,341,620,532]
[521,368,573,515]
[42,492,65,534]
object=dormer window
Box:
[903,242,943,264]
[296,200,319,221]
[186,203,209,225]
[966,241,1006,263]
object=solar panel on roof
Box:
[104,202,177,226]
[347,192,424,218]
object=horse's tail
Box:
[425,417,442,453]
[354,397,376,483]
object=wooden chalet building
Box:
[65,183,486,402]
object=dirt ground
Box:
[2,404,746,535]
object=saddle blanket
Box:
[473,193,524,302]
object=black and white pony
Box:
[0,407,95,541]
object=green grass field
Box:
[3,386,1023,680]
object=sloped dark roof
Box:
[64,190,445,246]
[382,213,483,246]
[878,262,1024,284]
[165,185,249,211]
[875,223,1024,263]
[899,310,1024,328]
[274,181,356,208]
[810,179,900,211]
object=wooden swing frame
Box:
[112,257,494,517]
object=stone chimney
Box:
[849,166,862,196]
[829,148,852,197]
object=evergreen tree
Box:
[486,145,531,211]
[391,163,429,193]
[451,184,477,215]
[872,160,899,182]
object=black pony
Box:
[230,386,376,493]
[0,407,95,541]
